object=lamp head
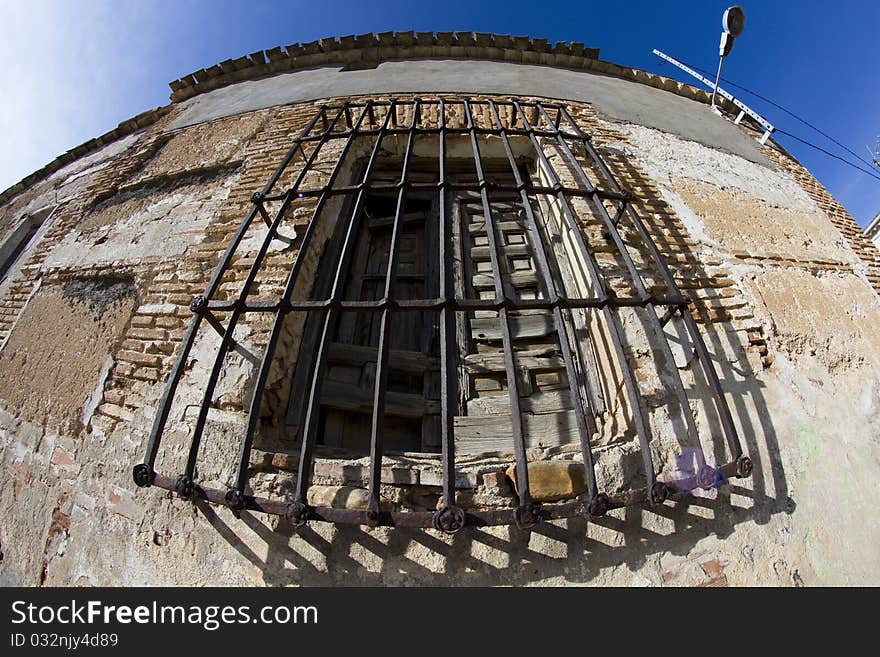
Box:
[723,6,746,38]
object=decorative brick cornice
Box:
[165,31,731,116]
[0,106,171,209]
[1,31,740,212]
[169,32,599,102]
[163,32,709,108]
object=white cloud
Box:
[0,0,166,193]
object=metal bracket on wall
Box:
[653,49,775,145]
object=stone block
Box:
[505,461,587,502]
[381,467,418,485]
[136,303,177,316]
[97,403,134,423]
[128,327,168,341]
[306,485,392,511]
[420,470,478,489]
[117,350,161,367]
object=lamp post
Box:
[711,6,746,113]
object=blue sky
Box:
[1,0,878,225]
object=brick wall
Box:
[2,90,879,587]
[761,141,880,294]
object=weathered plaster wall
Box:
[0,280,136,432]
[0,85,879,587]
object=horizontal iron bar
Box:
[148,459,749,527]
[284,124,586,144]
[263,181,632,203]
[322,98,569,108]
[204,294,691,313]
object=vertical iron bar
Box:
[462,99,533,514]
[437,99,458,514]
[546,105,708,459]
[487,100,603,509]
[229,104,372,502]
[180,106,350,488]
[293,102,397,512]
[138,106,331,478]
[365,100,421,520]
[539,101,707,471]
[511,100,660,501]
[557,105,743,459]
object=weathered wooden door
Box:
[289,185,441,454]
[452,189,602,453]
[286,163,605,456]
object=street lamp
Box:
[711,6,746,112]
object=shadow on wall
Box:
[189,147,791,586]
[196,482,793,586]
[609,151,790,531]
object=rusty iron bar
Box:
[203,293,690,313]
[511,99,663,504]
[290,102,398,523]
[535,101,715,496]
[261,182,633,204]
[252,195,294,245]
[149,454,747,527]
[134,105,332,486]
[659,305,680,328]
[226,104,373,507]
[138,98,750,526]
[176,106,354,496]
[545,108,720,466]
[558,105,745,461]
[463,99,537,525]
[365,100,421,523]
[486,99,606,514]
[434,99,464,532]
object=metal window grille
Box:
[133,98,752,532]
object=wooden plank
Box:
[454,409,582,453]
[466,389,572,416]
[326,342,437,374]
[468,220,524,235]
[472,271,538,290]
[470,243,531,260]
[470,313,555,341]
[464,348,565,374]
[320,380,440,418]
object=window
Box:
[0,205,55,284]
[134,99,752,532]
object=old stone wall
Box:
[0,86,878,586]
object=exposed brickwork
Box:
[567,103,769,367]
[88,107,313,428]
[0,133,172,346]
[0,106,170,210]
[1,86,878,586]
[761,141,880,294]
[68,94,780,436]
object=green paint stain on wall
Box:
[798,424,822,470]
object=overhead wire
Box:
[681,59,878,170]
[773,129,880,182]
[658,57,880,183]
